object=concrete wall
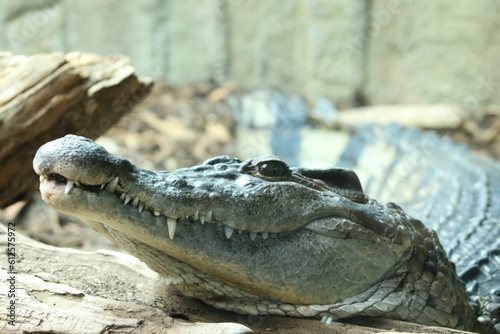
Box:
[1,0,498,110]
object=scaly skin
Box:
[33,135,488,332]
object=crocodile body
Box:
[33,127,499,333]
[334,127,500,297]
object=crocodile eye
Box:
[239,157,291,180]
[258,160,289,177]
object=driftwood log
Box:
[0,223,474,334]
[0,52,153,208]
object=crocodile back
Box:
[334,125,500,298]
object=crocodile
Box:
[33,127,499,333]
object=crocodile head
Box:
[33,135,476,330]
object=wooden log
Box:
[0,52,153,208]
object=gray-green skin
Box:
[33,135,484,332]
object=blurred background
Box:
[1,0,499,106]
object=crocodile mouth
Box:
[40,172,277,241]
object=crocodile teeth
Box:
[104,176,119,193]
[153,209,161,216]
[131,197,139,207]
[138,202,145,213]
[124,194,132,205]
[200,215,205,224]
[64,181,75,194]
[206,210,213,223]
[249,232,257,241]
[194,210,199,221]
[224,226,234,239]
[261,232,269,240]
[120,193,126,201]
[167,217,177,239]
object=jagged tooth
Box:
[153,209,161,216]
[120,193,126,201]
[261,232,269,240]
[200,215,205,224]
[224,226,234,239]
[237,229,243,234]
[100,183,105,189]
[64,181,75,194]
[194,210,199,221]
[138,202,145,213]
[104,176,119,193]
[39,175,47,183]
[131,197,139,207]
[167,217,177,239]
[206,210,213,223]
[124,194,132,205]
[249,232,257,241]
[74,181,80,186]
